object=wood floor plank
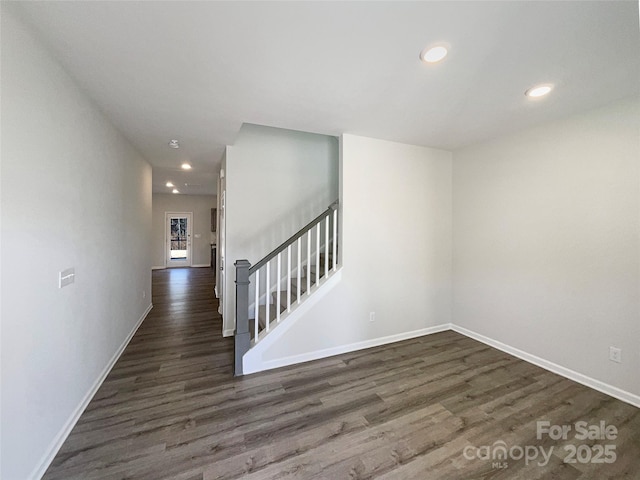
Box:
[43,267,640,479]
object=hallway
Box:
[43,267,234,479]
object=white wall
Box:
[257,134,453,364]
[453,97,640,399]
[152,194,216,268]
[224,124,339,335]
[1,9,153,480]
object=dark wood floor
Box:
[44,267,640,479]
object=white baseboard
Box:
[29,303,153,480]
[245,320,451,375]
[151,265,165,270]
[450,324,640,409]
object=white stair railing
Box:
[233,201,339,376]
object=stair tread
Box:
[292,276,315,290]
[252,265,338,334]
[279,268,335,308]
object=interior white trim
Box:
[223,328,235,337]
[451,324,640,409]
[244,313,449,375]
[29,303,153,480]
[152,266,166,270]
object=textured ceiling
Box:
[10,1,640,195]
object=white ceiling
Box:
[11,1,640,196]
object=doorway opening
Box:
[166,212,193,267]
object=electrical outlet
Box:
[143,290,146,299]
[369,312,375,322]
[609,346,622,363]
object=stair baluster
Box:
[315,226,320,285]
[287,245,292,312]
[325,216,330,278]
[332,208,338,271]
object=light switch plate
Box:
[59,268,75,288]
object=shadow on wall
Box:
[236,186,337,257]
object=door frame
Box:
[165,212,193,268]
[217,170,226,318]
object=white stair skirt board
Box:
[30,303,154,480]
[245,320,450,375]
[243,285,450,374]
[451,324,640,409]
[244,268,344,374]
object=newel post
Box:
[234,259,251,376]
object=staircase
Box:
[234,202,340,375]
[254,252,333,331]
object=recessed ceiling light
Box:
[181,163,192,170]
[421,45,448,63]
[168,139,180,149]
[172,188,179,194]
[166,181,174,187]
[525,84,553,98]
